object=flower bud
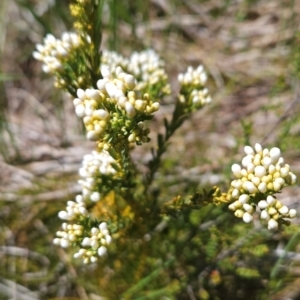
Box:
[268,219,278,230]
[243,212,253,223]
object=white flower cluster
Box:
[58,194,88,220]
[100,49,170,97]
[73,222,112,264]
[53,223,84,248]
[228,143,297,229]
[73,66,159,143]
[127,49,171,95]
[178,65,208,87]
[73,88,109,141]
[178,65,211,107]
[258,195,297,230]
[190,88,211,106]
[101,50,129,72]
[53,150,116,262]
[78,150,118,202]
[97,66,160,116]
[54,222,112,264]
[33,32,83,73]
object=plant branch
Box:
[144,100,188,190]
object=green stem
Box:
[89,1,103,87]
[144,100,188,190]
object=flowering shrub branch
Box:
[33,0,298,298]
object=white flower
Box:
[178,65,212,108]
[268,219,278,230]
[58,196,88,220]
[33,31,84,74]
[228,144,297,229]
[78,150,119,201]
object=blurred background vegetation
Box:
[1,0,300,299]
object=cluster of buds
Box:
[97,65,160,117]
[33,32,84,73]
[73,66,159,145]
[78,150,120,202]
[228,143,297,229]
[53,223,84,248]
[58,194,88,220]
[100,49,170,98]
[73,222,112,264]
[54,221,112,264]
[127,49,171,97]
[101,50,129,73]
[178,65,211,109]
[258,195,297,230]
[73,88,109,141]
[53,151,117,262]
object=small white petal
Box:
[77,89,86,100]
[53,238,61,245]
[105,82,117,98]
[99,222,108,231]
[91,240,99,248]
[239,194,250,204]
[90,256,98,263]
[243,212,253,223]
[290,173,297,184]
[258,200,268,210]
[279,167,289,178]
[82,237,91,247]
[278,206,289,215]
[244,146,254,155]
[228,203,236,211]
[58,211,70,220]
[289,209,297,218]
[234,209,244,218]
[98,246,107,256]
[268,219,278,230]
[125,102,136,117]
[232,189,240,198]
[254,143,262,153]
[75,105,86,118]
[273,181,282,192]
[87,131,100,141]
[277,157,284,166]
[106,235,112,244]
[97,79,106,91]
[269,147,281,162]
[262,156,272,168]
[86,89,100,100]
[93,109,109,119]
[268,165,276,174]
[60,238,69,248]
[260,210,270,220]
[101,66,112,78]
[251,176,261,186]
[254,166,266,178]
[78,206,88,216]
[243,203,254,213]
[124,74,136,89]
[242,155,253,168]
[247,163,255,173]
[231,164,242,177]
[91,192,101,202]
[245,181,257,193]
[258,182,267,193]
